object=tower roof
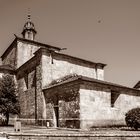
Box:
[23,21,36,32]
[22,13,37,35]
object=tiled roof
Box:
[1,36,106,68]
[17,36,61,51]
[1,36,62,59]
[43,75,140,93]
[34,48,107,68]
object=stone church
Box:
[0,15,140,129]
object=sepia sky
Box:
[0,0,140,87]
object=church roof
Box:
[35,47,106,68]
[17,36,62,51]
[43,75,140,94]
[1,36,62,60]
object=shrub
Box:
[125,108,140,130]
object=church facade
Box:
[1,16,140,129]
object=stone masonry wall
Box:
[36,62,47,125]
[42,52,98,87]
[45,102,54,127]
[17,41,39,68]
[45,97,80,128]
[59,96,80,128]
[17,72,36,124]
[44,82,80,128]
[2,46,17,68]
[79,83,140,129]
[17,53,46,125]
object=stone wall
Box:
[17,52,47,125]
[45,98,80,128]
[59,97,80,128]
[17,41,39,68]
[41,52,101,87]
[7,134,140,140]
[2,40,40,69]
[44,82,80,128]
[2,45,17,68]
[45,102,54,127]
[36,62,47,125]
[17,70,36,124]
[79,82,140,129]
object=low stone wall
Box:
[6,133,140,140]
[1,126,140,140]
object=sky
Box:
[0,0,140,87]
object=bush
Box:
[125,108,140,130]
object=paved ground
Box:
[0,126,140,140]
[0,127,140,140]
[0,125,140,135]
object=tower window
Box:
[28,32,33,40]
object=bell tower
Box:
[22,12,37,40]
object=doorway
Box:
[53,94,59,127]
[54,106,59,127]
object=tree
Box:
[0,74,20,125]
[125,108,140,130]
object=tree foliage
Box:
[0,74,20,125]
[125,108,140,130]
